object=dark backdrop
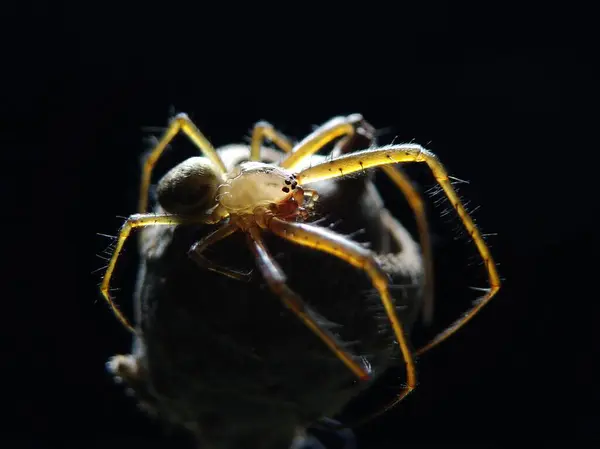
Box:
[3,3,597,449]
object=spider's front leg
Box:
[101,213,191,332]
[296,144,501,354]
[245,227,371,381]
[266,217,418,407]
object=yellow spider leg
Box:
[296,144,501,355]
[139,113,226,213]
[280,114,364,171]
[267,217,417,399]
[100,213,192,332]
[380,166,435,326]
[246,226,370,380]
[250,121,294,161]
[188,222,251,281]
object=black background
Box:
[3,3,597,449]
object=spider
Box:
[100,112,501,419]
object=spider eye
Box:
[156,157,220,215]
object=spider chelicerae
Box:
[100,113,500,416]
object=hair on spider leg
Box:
[431,195,447,207]
[100,240,119,253]
[307,215,331,226]
[96,232,117,240]
[342,228,367,240]
[468,205,481,215]
[327,219,344,230]
[425,184,444,197]
[91,264,109,275]
[448,175,471,185]
[95,253,111,262]
[425,177,469,199]
[478,233,500,247]
[439,207,454,219]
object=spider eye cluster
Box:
[156,157,220,215]
[281,174,298,194]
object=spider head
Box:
[156,157,222,216]
[216,161,300,215]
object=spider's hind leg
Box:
[139,113,226,213]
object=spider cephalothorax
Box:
[214,161,309,227]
